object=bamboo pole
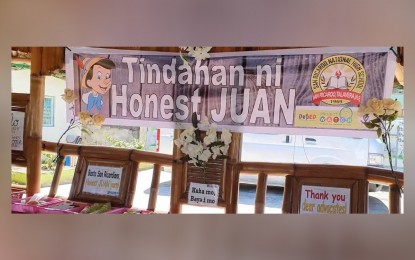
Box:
[282,175,294,214]
[389,184,401,214]
[26,47,45,196]
[170,129,183,213]
[228,133,242,213]
[48,155,64,197]
[229,164,240,214]
[126,161,139,208]
[148,164,161,211]
[255,172,268,214]
[358,180,368,213]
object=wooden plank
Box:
[367,167,404,186]
[255,172,268,214]
[294,164,367,180]
[42,141,173,165]
[148,164,161,211]
[240,161,294,175]
[11,93,30,108]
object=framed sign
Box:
[299,185,351,214]
[11,93,30,166]
[11,111,25,151]
[68,156,138,207]
[282,165,369,214]
[188,182,220,207]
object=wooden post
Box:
[26,47,45,196]
[231,168,240,213]
[170,129,183,213]
[148,164,161,211]
[282,175,294,213]
[255,172,268,214]
[228,133,242,214]
[358,180,368,213]
[389,184,401,214]
[48,155,64,197]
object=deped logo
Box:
[298,113,317,120]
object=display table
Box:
[11,195,157,214]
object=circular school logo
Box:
[310,55,366,105]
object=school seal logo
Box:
[310,55,366,105]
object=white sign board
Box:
[300,185,350,214]
[11,111,25,151]
[83,165,123,196]
[188,182,219,206]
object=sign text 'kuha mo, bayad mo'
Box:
[66,47,396,137]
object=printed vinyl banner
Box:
[65,47,396,137]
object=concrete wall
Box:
[11,69,81,143]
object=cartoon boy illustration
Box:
[79,57,116,113]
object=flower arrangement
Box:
[61,89,106,130]
[174,112,232,168]
[358,97,403,194]
[53,89,105,160]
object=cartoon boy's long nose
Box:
[100,79,111,90]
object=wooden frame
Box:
[180,158,229,206]
[11,93,30,167]
[170,129,242,213]
[282,164,369,214]
[290,177,360,214]
[68,155,138,207]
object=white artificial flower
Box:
[174,112,232,167]
[203,133,216,146]
[184,125,196,135]
[221,128,232,145]
[220,145,229,156]
[174,139,184,148]
[187,142,204,159]
[366,98,385,115]
[211,146,221,159]
[383,98,402,116]
[189,158,199,166]
[179,130,193,144]
[188,47,212,60]
[180,145,189,155]
[199,149,212,162]
[199,117,210,129]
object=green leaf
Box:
[81,128,92,135]
[376,128,382,138]
[192,112,198,128]
[363,122,376,129]
[208,141,225,148]
[371,118,381,124]
[390,112,398,121]
[180,155,191,162]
